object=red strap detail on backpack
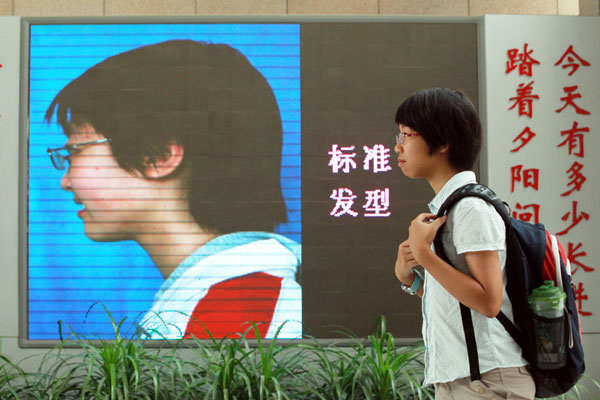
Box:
[543,230,570,283]
[183,272,282,339]
[543,231,584,341]
[543,230,557,282]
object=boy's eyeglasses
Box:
[395,132,420,145]
[47,138,111,170]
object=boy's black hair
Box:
[394,88,482,171]
[45,39,287,234]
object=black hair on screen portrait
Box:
[45,39,287,234]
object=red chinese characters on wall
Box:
[554,45,591,76]
[510,165,539,192]
[511,202,540,224]
[508,81,539,118]
[506,44,542,228]
[561,162,586,197]
[556,200,590,236]
[574,282,592,317]
[554,46,593,317]
[506,43,540,77]
[568,242,594,274]
[505,43,594,317]
[555,85,590,115]
[558,121,588,158]
[511,126,537,152]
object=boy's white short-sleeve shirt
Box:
[421,171,528,386]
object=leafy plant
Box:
[299,317,433,400]
[186,322,306,399]
[358,317,432,399]
[185,326,251,399]
[0,346,27,399]
[2,311,597,399]
[1,307,208,399]
[297,337,363,399]
[244,323,308,399]
[543,374,600,400]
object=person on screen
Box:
[44,40,301,340]
[392,88,534,398]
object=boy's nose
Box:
[394,142,403,154]
[60,170,72,191]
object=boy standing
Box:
[393,88,535,398]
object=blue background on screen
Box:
[29,24,301,339]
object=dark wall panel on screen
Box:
[300,22,478,338]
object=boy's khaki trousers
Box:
[434,366,535,400]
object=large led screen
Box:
[29,23,301,341]
[24,19,479,344]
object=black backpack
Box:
[433,183,585,398]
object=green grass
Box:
[1,313,596,399]
[297,317,432,400]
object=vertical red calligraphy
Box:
[506,43,540,77]
[558,121,588,157]
[556,201,590,236]
[573,281,592,316]
[554,45,591,76]
[512,203,540,224]
[555,86,591,115]
[511,126,537,152]
[567,242,594,274]
[509,81,539,118]
[511,165,540,192]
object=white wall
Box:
[0,15,21,352]
[484,15,600,397]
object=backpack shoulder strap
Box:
[433,183,526,381]
[436,183,510,224]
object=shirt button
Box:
[476,387,484,394]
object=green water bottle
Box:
[528,280,567,318]
[528,280,567,369]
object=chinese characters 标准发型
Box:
[328,143,393,218]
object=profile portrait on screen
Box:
[44,40,302,340]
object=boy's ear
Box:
[143,142,184,179]
[438,144,450,154]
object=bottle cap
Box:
[528,280,566,311]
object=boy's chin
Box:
[83,228,130,242]
[400,169,419,180]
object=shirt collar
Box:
[428,171,477,214]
